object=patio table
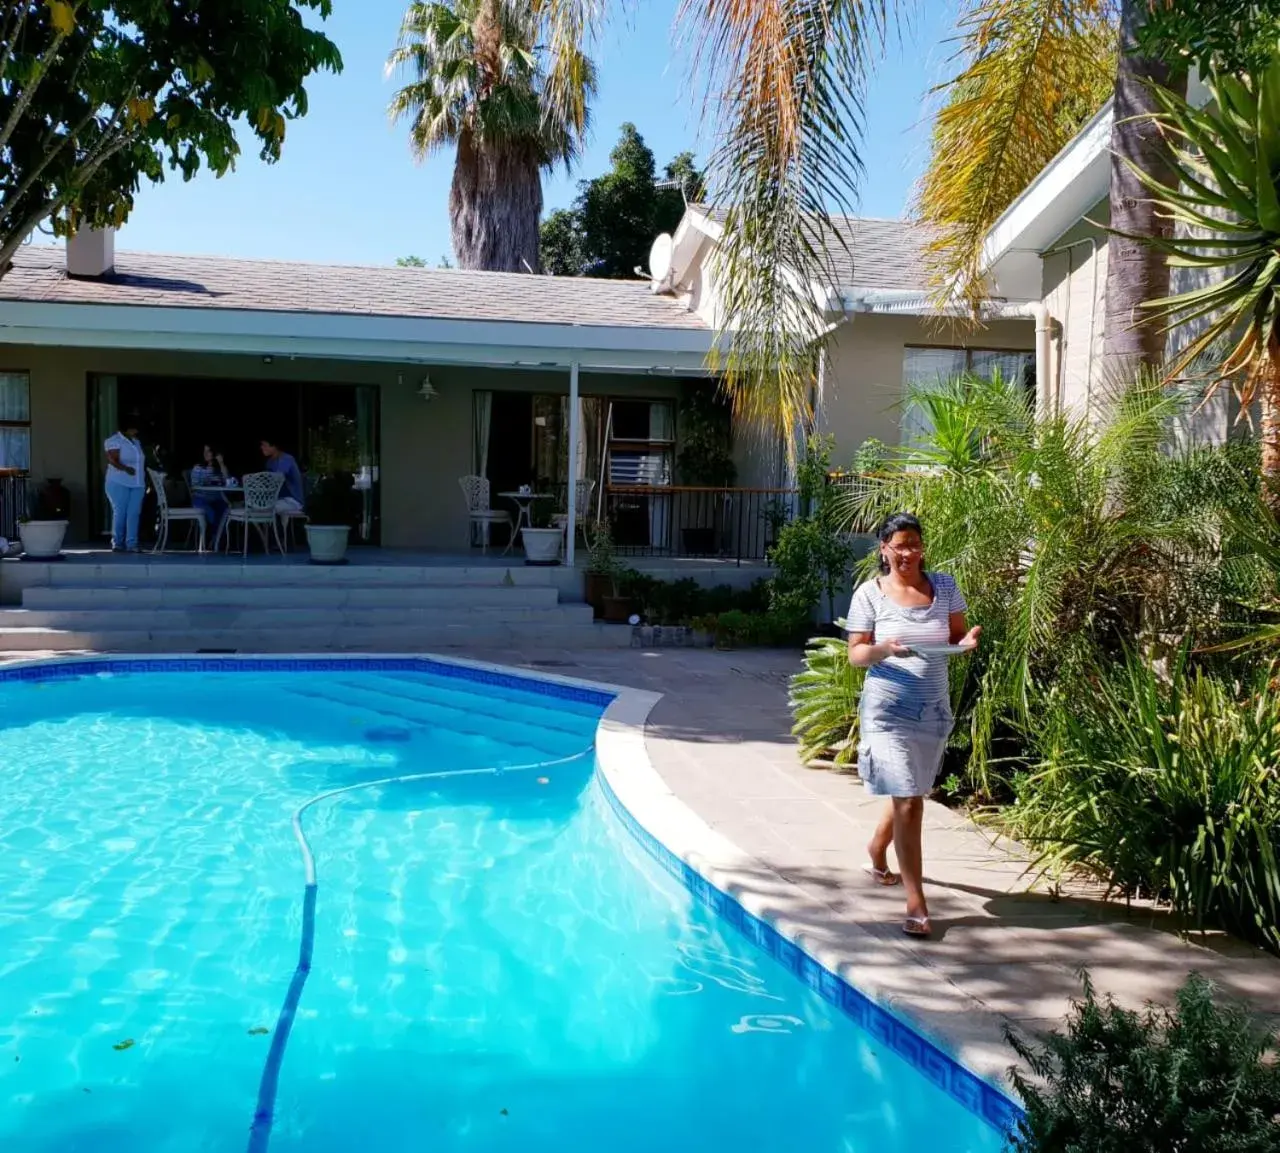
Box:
[191,483,243,552]
[497,491,554,556]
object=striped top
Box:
[847,573,967,706]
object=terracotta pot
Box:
[601,594,632,624]
[584,572,612,619]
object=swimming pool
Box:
[0,658,1011,1153]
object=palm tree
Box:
[914,1,1190,379]
[387,0,595,272]
[1102,0,1187,379]
[1128,50,1280,498]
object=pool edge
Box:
[592,686,1024,1137]
[0,650,1024,1136]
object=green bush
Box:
[841,372,1242,794]
[768,435,854,623]
[1007,649,1280,954]
[789,636,864,766]
[1007,971,1280,1152]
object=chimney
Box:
[66,227,115,278]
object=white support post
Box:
[566,360,581,567]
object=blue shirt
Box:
[266,452,304,506]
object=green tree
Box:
[396,255,428,267]
[538,207,583,275]
[0,0,341,276]
[538,124,705,278]
[387,0,595,273]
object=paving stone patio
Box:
[519,647,1280,1058]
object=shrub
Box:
[789,636,864,766]
[841,372,1235,794]
[1007,971,1280,1152]
[1007,649,1280,955]
[769,435,854,623]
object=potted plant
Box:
[18,482,69,560]
[677,383,737,555]
[520,499,563,566]
[304,471,358,565]
[584,520,632,622]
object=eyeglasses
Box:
[884,543,923,556]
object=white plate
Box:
[904,644,970,658]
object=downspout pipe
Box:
[990,300,1052,415]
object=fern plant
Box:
[789,636,864,767]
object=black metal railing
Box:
[0,472,29,540]
[601,486,799,563]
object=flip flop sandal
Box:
[903,916,932,938]
[864,865,901,887]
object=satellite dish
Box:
[648,233,674,282]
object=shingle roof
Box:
[0,245,709,331]
[690,206,931,292]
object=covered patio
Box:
[0,239,790,565]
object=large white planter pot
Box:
[305,524,351,565]
[18,519,68,560]
[521,526,563,566]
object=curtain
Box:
[90,375,119,534]
[0,373,30,471]
[971,350,1035,394]
[901,348,966,447]
[355,385,378,543]
[0,428,28,471]
[473,390,493,478]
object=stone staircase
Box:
[0,560,629,653]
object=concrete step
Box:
[0,604,595,629]
[35,562,566,588]
[21,584,563,610]
[0,621,633,653]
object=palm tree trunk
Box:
[1264,341,1280,511]
[450,132,543,273]
[1102,0,1188,383]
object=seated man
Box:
[260,437,305,513]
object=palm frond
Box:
[914,0,1116,311]
[675,0,889,438]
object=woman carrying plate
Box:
[846,512,980,939]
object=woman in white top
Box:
[103,415,146,551]
[846,512,980,939]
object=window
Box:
[0,372,30,472]
[901,347,1035,445]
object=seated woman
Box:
[189,445,230,536]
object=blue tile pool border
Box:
[0,654,616,710]
[595,767,1025,1138]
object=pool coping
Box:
[0,651,1022,1135]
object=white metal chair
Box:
[458,475,511,553]
[148,468,206,553]
[223,471,286,556]
[552,477,597,548]
[277,505,309,551]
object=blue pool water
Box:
[0,663,1005,1153]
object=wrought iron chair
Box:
[148,468,206,553]
[458,475,511,553]
[223,470,286,556]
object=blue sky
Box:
[117,1,960,265]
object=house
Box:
[0,217,1037,556]
[980,93,1238,443]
